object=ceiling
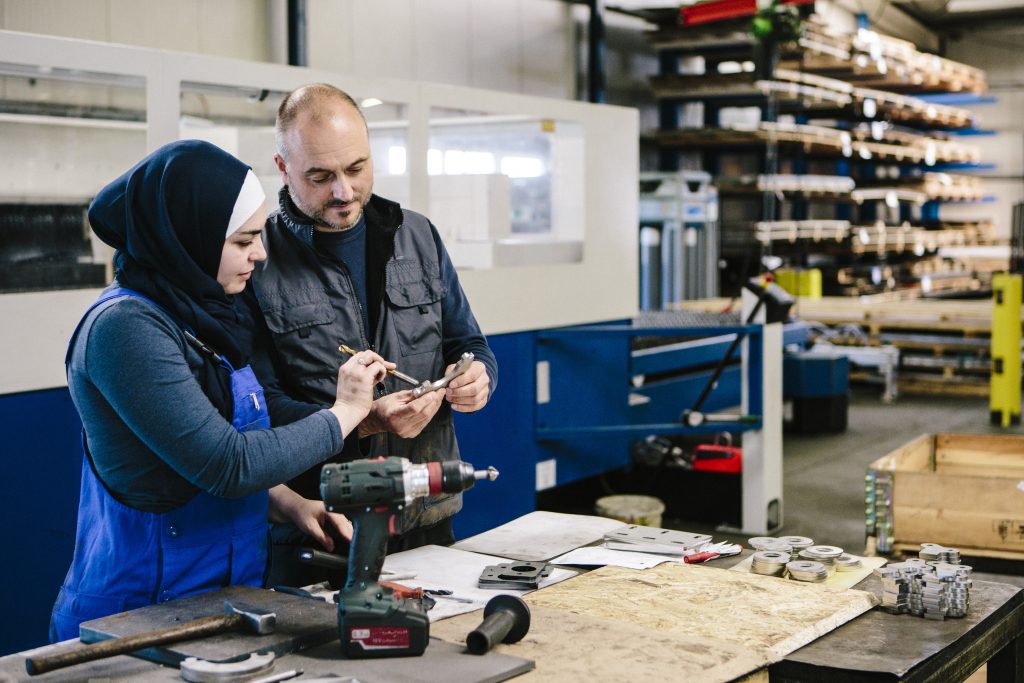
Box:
[890,0,1024,30]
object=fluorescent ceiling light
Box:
[947,0,1024,11]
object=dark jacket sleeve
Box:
[431,224,498,395]
[82,301,343,498]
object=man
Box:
[250,84,497,578]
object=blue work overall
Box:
[50,288,271,642]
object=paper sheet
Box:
[551,545,686,570]
[729,553,887,589]
[381,544,579,621]
[451,511,626,561]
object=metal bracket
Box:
[478,561,553,590]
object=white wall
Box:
[947,28,1024,239]
[0,0,575,98]
[0,0,274,61]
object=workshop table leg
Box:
[988,633,1024,683]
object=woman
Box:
[50,139,389,641]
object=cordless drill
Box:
[320,457,498,658]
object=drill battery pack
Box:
[341,600,430,658]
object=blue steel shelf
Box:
[916,93,997,106]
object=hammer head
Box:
[223,600,276,635]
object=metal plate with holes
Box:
[603,525,711,552]
[479,562,553,590]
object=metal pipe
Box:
[587,0,606,104]
[287,0,307,67]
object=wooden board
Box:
[432,604,764,683]
[432,563,878,683]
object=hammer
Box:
[26,600,275,676]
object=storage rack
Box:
[640,2,998,299]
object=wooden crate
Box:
[866,433,1024,558]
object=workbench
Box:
[770,573,1024,682]
[4,572,1020,682]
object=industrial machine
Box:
[638,170,719,310]
[319,457,498,658]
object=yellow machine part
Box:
[990,273,1022,428]
[775,268,822,299]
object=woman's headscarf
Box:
[88,139,258,368]
[88,140,266,420]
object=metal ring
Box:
[357,356,368,366]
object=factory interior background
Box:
[3,0,1024,676]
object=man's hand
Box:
[445,360,490,413]
[268,485,352,552]
[358,390,444,439]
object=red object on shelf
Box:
[680,0,814,27]
[692,443,743,474]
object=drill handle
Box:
[344,507,392,592]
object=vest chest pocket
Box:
[385,267,444,358]
[259,288,338,380]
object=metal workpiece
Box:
[411,352,475,398]
[875,545,973,620]
[339,345,475,398]
[479,561,553,590]
[180,652,276,682]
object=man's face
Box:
[276,104,374,232]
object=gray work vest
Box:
[253,198,461,532]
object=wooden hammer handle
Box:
[26,613,242,676]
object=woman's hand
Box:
[330,351,392,437]
[269,485,352,551]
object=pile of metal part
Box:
[875,544,971,619]
[749,537,859,582]
[799,545,844,567]
[777,536,813,560]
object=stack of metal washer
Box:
[748,537,794,554]
[835,554,863,572]
[777,536,813,561]
[798,545,844,569]
[786,560,829,583]
[751,550,791,577]
[874,544,971,619]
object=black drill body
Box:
[320,457,485,658]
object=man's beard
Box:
[290,188,367,232]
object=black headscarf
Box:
[88,140,258,416]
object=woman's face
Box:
[218,204,268,294]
